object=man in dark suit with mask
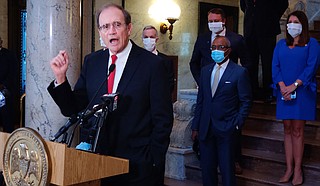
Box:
[142,25,174,94]
[190,8,250,86]
[240,0,288,102]
[190,8,251,174]
[48,3,173,186]
[192,36,252,186]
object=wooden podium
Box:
[0,131,129,186]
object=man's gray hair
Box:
[142,25,158,37]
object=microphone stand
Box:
[52,63,116,147]
[91,93,119,152]
[92,103,109,152]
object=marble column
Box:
[25,0,81,140]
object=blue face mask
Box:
[211,50,225,63]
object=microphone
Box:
[80,63,115,115]
[65,62,116,146]
[80,103,107,120]
[51,63,115,143]
[76,63,115,120]
[101,93,119,112]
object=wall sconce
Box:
[148,0,181,40]
[160,18,179,40]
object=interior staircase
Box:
[185,21,320,185]
[186,101,320,185]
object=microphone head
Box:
[109,64,116,73]
[101,93,119,112]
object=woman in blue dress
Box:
[272,10,320,185]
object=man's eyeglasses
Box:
[99,21,125,33]
[211,45,229,50]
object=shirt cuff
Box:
[53,80,62,87]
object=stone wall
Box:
[0,0,8,48]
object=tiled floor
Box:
[164,178,202,186]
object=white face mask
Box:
[143,38,156,52]
[208,22,224,33]
[287,23,302,38]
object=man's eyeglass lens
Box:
[211,45,228,50]
[99,22,123,32]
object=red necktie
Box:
[108,55,117,93]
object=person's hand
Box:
[279,84,286,95]
[282,92,292,101]
[279,81,288,96]
[279,81,295,98]
[282,84,296,99]
[191,130,199,141]
[50,50,69,84]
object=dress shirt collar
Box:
[214,58,229,71]
[152,49,158,55]
[211,28,226,43]
[211,59,229,89]
[109,40,132,59]
[108,40,132,93]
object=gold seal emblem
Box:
[2,128,50,186]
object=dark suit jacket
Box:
[0,48,19,95]
[158,51,174,93]
[48,41,173,183]
[240,0,288,38]
[189,31,250,85]
[0,47,19,133]
[191,61,252,140]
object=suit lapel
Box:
[92,50,109,96]
[214,62,235,95]
[204,64,215,97]
[102,50,109,74]
[116,43,142,93]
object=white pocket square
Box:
[225,81,231,84]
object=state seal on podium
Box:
[2,128,50,186]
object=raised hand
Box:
[50,50,69,84]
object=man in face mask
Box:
[142,25,174,94]
[190,8,251,87]
[141,25,175,185]
[191,36,252,186]
[189,8,251,175]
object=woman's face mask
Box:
[143,38,156,52]
[287,23,302,38]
